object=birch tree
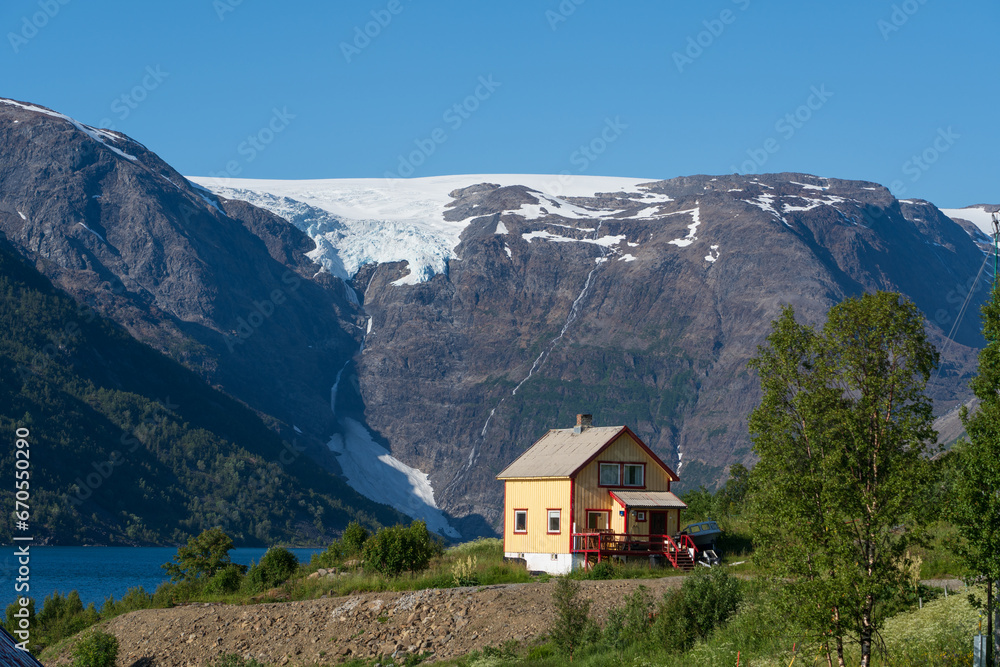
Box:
[748,292,937,667]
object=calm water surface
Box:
[0,546,324,609]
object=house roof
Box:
[496,425,678,481]
[610,490,687,510]
[496,426,627,479]
[0,626,45,666]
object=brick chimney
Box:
[573,413,593,434]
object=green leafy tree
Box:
[748,292,937,667]
[162,527,237,582]
[954,280,1000,665]
[362,520,440,577]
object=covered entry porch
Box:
[573,490,695,570]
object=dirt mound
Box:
[45,578,685,666]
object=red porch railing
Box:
[571,531,698,570]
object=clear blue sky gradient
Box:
[1,0,996,206]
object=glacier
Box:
[188,174,660,286]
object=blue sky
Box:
[2,0,996,206]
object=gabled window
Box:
[623,463,645,487]
[514,510,527,533]
[547,509,561,534]
[599,463,621,486]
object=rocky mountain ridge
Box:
[0,96,990,539]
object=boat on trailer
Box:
[680,519,722,550]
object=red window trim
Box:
[597,461,621,487]
[585,508,612,531]
[597,460,648,489]
[622,462,646,488]
[513,508,528,534]
[634,510,647,522]
[546,508,562,534]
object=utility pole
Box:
[994,210,1000,667]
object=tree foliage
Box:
[747,292,937,667]
[162,527,240,582]
[954,280,1000,663]
[550,577,594,659]
[72,629,118,667]
[0,238,402,546]
[362,520,441,577]
[242,547,299,593]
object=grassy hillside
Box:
[0,238,404,545]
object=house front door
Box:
[650,511,666,548]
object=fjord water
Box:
[1,546,324,608]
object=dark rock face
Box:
[1,97,986,540]
[0,99,361,443]
[354,174,986,532]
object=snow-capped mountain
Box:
[196,172,988,534]
[189,175,670,286]
[1,96,990,540]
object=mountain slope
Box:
[0,236,405,544]
[203,173,987,535]
[0,98,360,444]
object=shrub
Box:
[603,585,653,653]
[100,587,154,618]
[588,561,615,580]
[682,566,742,639]
[205,563,246,594]
[549,577,595,659]
[311,539,346,569]
[342,520,370,555]
[363,520,441,577]
[652,568,743,653]
[72,629,118,667]
[242,547,299,593]
[36,591,99,646]
[453,555,480,587]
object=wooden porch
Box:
[572,531,699,571]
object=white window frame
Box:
[547,509,561,534]
[514,510,527,533]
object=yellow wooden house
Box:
[496,414,690,574]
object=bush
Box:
[342,520,370,555]
[363,520,441,577]
[550,577,596,659]
[36,591,99,646]
[100,587,154,618]
[205,563,246,594]
[653,568,743,653]
[242,547,299,594]
[588,561,616,580]
[72,629,118,667]
[603,585,653,653]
